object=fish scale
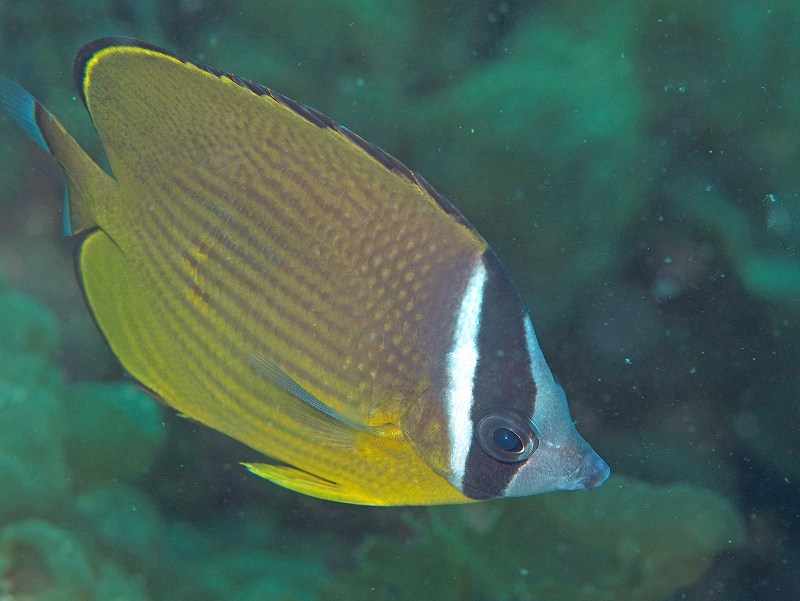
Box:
[138,168,437,436]
[128,223,333,465]
[160,148,473,404]
[159,166,438,406]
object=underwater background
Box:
[0,1,797,599]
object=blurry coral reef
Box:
[0,275,328,600]
[0,0,798,600]
[325,476,745,601]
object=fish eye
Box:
[476,410,539,463]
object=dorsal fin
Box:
[73,37,477,232]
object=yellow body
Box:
[29,41,494,505]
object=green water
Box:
[0,1,797,599]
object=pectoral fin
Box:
[246,352,380,449]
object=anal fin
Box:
[244,463,374,504]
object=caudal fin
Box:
[0,76,114,235]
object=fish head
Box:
[497,376,610,497]
[447,297,610,500]
[457,375,610,499]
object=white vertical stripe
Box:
[446,260,487,489]
[523,316,550,385]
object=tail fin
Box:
[0,76,115,235]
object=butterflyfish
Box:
[0,38,610,505]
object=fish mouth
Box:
[563,452,611,491]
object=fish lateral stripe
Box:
[95,217,294,436]
[132,200,339,404]
[155,171,355,346]
[134,156,406,408]
[79,231,302,461]
[446,259,488,489]
[91,219,462,505]
[129,156,445,430]
[124,228,465,504]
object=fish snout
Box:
[566,451,610,491]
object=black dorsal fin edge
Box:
[74,37,173,108]
[73,37,477,232]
